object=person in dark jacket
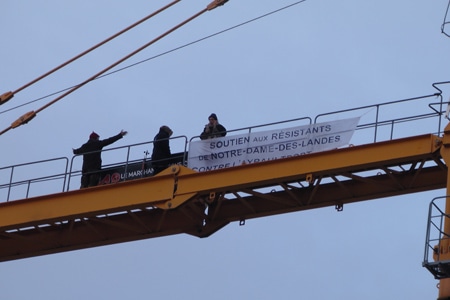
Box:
[200,113,226,140]
[73,130,127,188]
[151,125,173,175]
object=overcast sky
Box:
[1,0,450,299]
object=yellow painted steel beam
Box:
[0,133,445,262]
[0,133,441,233]
[0,166,198,231]
[174,133,442,195]
[437,123,450,299]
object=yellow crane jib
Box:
[153,164,199,209]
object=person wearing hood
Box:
[151,125,173,175]
[200,113,227,140]
[73,130,127,188]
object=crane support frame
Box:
[0,133,445,262]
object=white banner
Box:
[188,117,360,172]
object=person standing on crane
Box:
[73,130,128,188]
[151,125,173,175]
[200,113,227,140]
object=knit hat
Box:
[209,113,218,120]
[89,131,99,139]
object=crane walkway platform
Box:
[0,133,445,262]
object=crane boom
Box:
[0,132,444,262]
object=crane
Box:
[1,1,450,299]
[0,129,446,262]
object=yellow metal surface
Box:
[0,165,197,230]
[437,123,450,299]
[175,133,442,194]
[0,133,445,261]
[0,133,441,230]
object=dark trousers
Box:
[80,171,100,188]
[152,165,167,176]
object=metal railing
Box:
[0,93,448,203]
[315,94,445,143]
[189,116,313,142]
[423,196,450,279]
[67,135,189,191]
[0,157,69,202]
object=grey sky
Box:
[1,1,449,299]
